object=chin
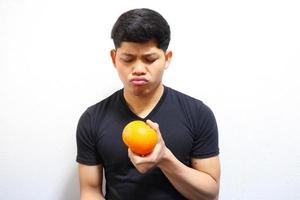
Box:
[132,87,150,96]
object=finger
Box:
[128,148,133,157]
[128,148,143,163]
[146,119,159,132]
[146,119,163,141]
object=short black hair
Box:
[111,8,171,51]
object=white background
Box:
[1,0,300,199]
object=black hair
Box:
[111,8,171,51]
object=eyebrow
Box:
[144,53,159,57]
[119,53,134,57]
[119,52,159,57]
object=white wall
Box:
[1,0,299,199]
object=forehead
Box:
[117,41,164,55]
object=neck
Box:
[124,84,164,118]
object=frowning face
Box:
[110,40,172,97]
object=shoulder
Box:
[165,86,216,126]
[84,89,123,116]
[165,86,208,111]
[77,88,123,132]
[77,89,123,127]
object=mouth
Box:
[130,77,149,86]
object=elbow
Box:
[196,184,220,200]
[195,192,218,200]
[207,192,219,200]
[205,179,220,200]
[207,184,220,200]
[205,188,220,200]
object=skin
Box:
[110,40,172,118]
[78,40,220,200]
[129,120,220,200]
[78,164,105,200]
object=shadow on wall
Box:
[60,165,80,200]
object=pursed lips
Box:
[130,77,149,86]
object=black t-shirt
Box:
[76,86,219,200]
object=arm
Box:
[78,164,105,200]
[128,120,220,200]
[159,151,220,200]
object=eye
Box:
[144,57,157,64]
[121,57,134,63]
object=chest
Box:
[94,115,195,170]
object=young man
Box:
[76,8,220,200]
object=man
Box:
[76,8,220,200]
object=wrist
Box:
[158,148,174,169]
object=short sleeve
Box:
[191,104,219,158]
[76,109,102,165]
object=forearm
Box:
[80,187,105,200]
[159,149,219,200]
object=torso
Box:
[77,86,219,200]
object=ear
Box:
[110,49,117,68]
[164,50,173,69]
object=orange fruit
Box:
[122,120,158,155]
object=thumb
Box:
[146,119,163,139]
[146,119,159,132]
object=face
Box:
[110,40,172,97]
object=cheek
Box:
[151,63,166,76]
[116,67,131,80]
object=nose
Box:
[132,62,146,76]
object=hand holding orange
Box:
[122,120,158,156]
